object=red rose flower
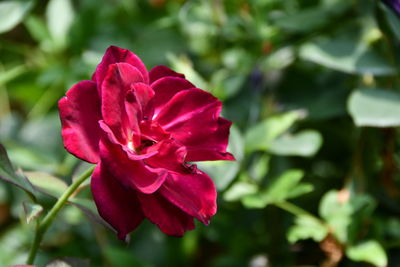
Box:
[59,46,234,239]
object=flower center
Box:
[127,140,135,151]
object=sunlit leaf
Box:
[268,130,323,157]
[24,171,67,198]
[68,197,115,233]
[0,0,34,34]
[273,7,329,33]
[319,190,352,243]
[348,88,400,127]
[242,169,312,208]
[46,0,75,48]
[245,111,302,153]
[223,181,258,202]
[288,215,328,243]
[346,240,388,267]
[300,34,395,75]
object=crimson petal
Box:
[101,63,144,143]
[160,170,217,225]
[142,139,187,173]
[155,88,233,161]
[137,192,195,236]
[58,80,101,163]
[149,65,185,84]
[185,118,235,162]
[93,46,149,91]
[99,139,167,194]
[149,76,194,116]
[91,162,144,240]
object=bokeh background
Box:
[1,0,400,266]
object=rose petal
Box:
[185,118,235,162]
[155,88,233,161]
[131,82,154,112]
[93,46,149,91]
[137,192,195,236]
[149,77,194,117]
[149,65,185,84]
[58,80,101,163]
[91,162,144,240]
[142,139,187,173]
[101,63,144,143]
[160,169,216,225]
[100,138,167,194]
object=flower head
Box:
[59,46,234,239]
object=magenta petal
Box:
[149,77,194,116]
[142,139,187,173]
[58,80,101,163]
[160,170,217,225]
[149,65,185,84]
[101,63,144,143]
[137,192,195,236]
[91,162,144,240]
[100,139,167,194]
[185,118,235,162]
[93,46,149,91]
[155,88,220,129]
[155,88,232,161]
[131,82,154,111]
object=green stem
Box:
[26,166,95,264]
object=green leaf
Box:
[299,34,395,75]
[265,169,306,203]
[348,88,400,127]
[261,47,295,71]
[24,171,67,198]
[223,181,258,202]
[273,8,329,33]
[379,2,400,41]
[22,201,43,224]
[46,0,75,48]
[245,111,301,153]
[268,130,323,157]
[0,144,36,200]
[242,169,312,208]
[319,190,352,243]
[68,197,115,233]
[346,240,388,267]
[0,0,34,34]
[287,215,328,243]
[0,65,27,87]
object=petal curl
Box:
[101,63,144,143]
[142,139,187,173]
[160,169,217,225]
[137,193,195,236]
[91,162,144,240]
[58,80,101,163]
[155,88,233,161]
[149,65,185,84]
[149,77,194,116]
[99,138,167,194]
[185,118,235,162]
[93,46,149,91]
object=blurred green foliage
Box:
[1,0,400,266]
